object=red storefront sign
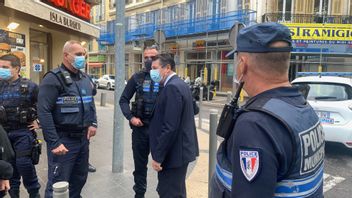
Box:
[41,0,91,21]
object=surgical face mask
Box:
[234,60,243,86]
[0,68,12,80]
[70,54,86,70]
[150,69,162,83]
[144,59,153,71]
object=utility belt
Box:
[15,133,42,165]
[56,126,88,138]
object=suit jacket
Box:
[149,75,199,169]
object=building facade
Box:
[258,0,352,78]
[91,0,256,92]
[0,0,100,84]
[92,0,351,91]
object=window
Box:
[220,0,227,14]
[95,0,105,22]
[243,0,250,10]
[331,0,342,14]
[125,0,133,5]
[196,0,207,17]
[322,0,329,14]
[294,0,314,14]
[109,0,115,8]
[294,83,352,101]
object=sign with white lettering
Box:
[299,124,325,175]
[4,0,99,38]
[50,12,81,31]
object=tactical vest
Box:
[215,97,324,198]
[132,71,160,125]
[0,77,36,129]
[49,67,94,130]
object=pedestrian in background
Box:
[119,45,159,198]
[0,54,41,198]
[211,22,324,198]
[149,53,199,198]
[38,40,98,198]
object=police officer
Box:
[37,40,97,198]
[0,54,41,198]
[1,124,14,198]
[119,45,159,198]
[211,23,324,198]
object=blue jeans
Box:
[45,135,89,198]
[7,129,40,195]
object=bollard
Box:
[207,85,210,101]
[100,92,106,107]
[53,181,69,198]
[227,91,232,103]
[198,87,204,129]
[208,109,218,197]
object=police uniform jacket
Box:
[213,87,324,198]
[37,64,97,150]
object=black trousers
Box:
[157,164,189,198]
[132,126,150,198]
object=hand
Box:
[130,117,144,127]
[28,120,40,130]
[87,126,97,140]
[152,159,162,172]
[51,144,69,155]
[0,179,10,192]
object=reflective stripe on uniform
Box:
[215,162,323,197]
[56,96,93,104]
[215,163,232,191]
[274,165,324,198]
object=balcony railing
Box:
[263,12,352,24]
[98,9,256,45]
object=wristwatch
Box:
[91,122,98,128]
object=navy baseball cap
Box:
[226,22,292,56]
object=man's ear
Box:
[15,66,21,74]
[166,64,172,72]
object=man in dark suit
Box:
[149,53,199,198]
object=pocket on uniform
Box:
[60,105,79,113]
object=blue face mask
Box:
[150,69,162,83]
[0,68,12,80]
[72,55,86,70]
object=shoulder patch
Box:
[239,149,260,182]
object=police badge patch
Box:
[239,150,260,182]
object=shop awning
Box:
[88,63,103,68]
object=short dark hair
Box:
[154,53,175,71]
[0,54,21,67]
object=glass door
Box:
[30,29,49,84]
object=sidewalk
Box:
[14,104,216,198]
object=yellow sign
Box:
[283,23,352,41]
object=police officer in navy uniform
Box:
[37,40,97,198]
[211,23,324,198]
[0,54,41,198]
[119,45,159,198]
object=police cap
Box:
[227,22,292,56]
